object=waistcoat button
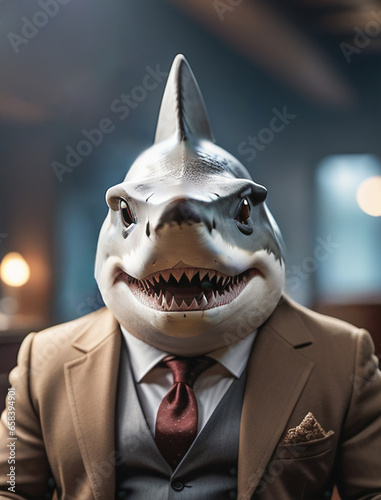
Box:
[171,481,185,491]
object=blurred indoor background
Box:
[0,0,380,400]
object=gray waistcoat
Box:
[115,342,247,500]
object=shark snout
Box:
[154,198,213,235]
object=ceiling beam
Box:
[170,0,356,107]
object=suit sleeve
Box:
[336,329,381,500]
[0,333,52,500]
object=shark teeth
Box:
[170,268,183,283]
[198,269,209,281]
[140,268,228,287]
[189,297,198,309]
[124,267,255,312]
[184,268,195,281]
[161,270,170,282]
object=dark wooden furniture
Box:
[0,330,28,414]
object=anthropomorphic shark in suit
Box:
[1,55,381,500]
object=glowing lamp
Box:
[0,252,30,287]
[356,176,381,217]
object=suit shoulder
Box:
[25,307,118,368]
[287,297,361,335]
[275,295,371,350]
[274,296,377,375]
[33,307,110,342]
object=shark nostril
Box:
[176,201,201,224]
[155,199,213,233]
[146,222,150,237]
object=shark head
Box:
[95,54,285,355]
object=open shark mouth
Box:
[116,267,257,312]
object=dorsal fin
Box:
[154,54,214,144]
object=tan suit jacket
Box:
[1,296,381,499]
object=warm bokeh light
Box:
[0,252,30,287]
[356,176,381,217]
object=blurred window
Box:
[316,154,381,303]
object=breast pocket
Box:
[254,431,336,498]
[276,430,335,461]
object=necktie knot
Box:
[162,356,215,387]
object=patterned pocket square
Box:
[281,412,332,444]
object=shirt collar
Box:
[120,326,257,382]
[207,331,257,378]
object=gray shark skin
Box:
[95,54,285,355]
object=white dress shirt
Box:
[120,326,257,436]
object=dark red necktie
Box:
[155,355,215,468]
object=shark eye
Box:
[236,198,250,224]
[119,199,135,227]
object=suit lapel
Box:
[237,297,314,500]
[64,309,121,500]
[62,298,312,499]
